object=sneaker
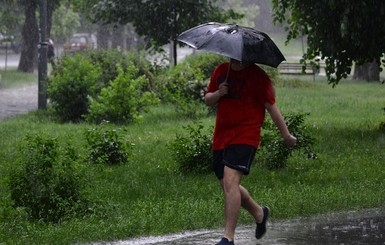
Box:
[215,237,234,245]
[255,206,270,239]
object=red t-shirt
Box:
[207,62,276,150]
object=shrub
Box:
[8,134,90,223]
[162,53,227,99]
[82,49,156,89]
[85,123,132,165]
[170,121,212,174]
[182,53,228,78]
[48,54,102,122]
[380,107,385,131]
[159,62,205,101]
[49,50,156,123]
[86,66,159,124]
[168,93,209,119]
[157,53,280,118]
[155,54,224,118]
[258,112,317,170]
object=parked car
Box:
[64,33,97,53]
[0,33,21,53]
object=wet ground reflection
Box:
[262,208,385,245]
[95,208,385,245]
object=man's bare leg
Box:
[221,167,242,241]
[239,185,264,223]
[240,185,270,239]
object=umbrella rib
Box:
[193,31,220,49]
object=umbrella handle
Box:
[224,61,231,83]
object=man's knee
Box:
[223,167,242,191]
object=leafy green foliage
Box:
[85,0,242,65]
[8,134,90,223]
[380,107,385,131]
[51,2,81,43]
[81,49,156,89]
[258,112,316,170]
[49,50,157,123]
[0,0,24,37]
[170,121,212,174]
[89,0,241,47]
[272,0,385,84]
[182,53,230,78]
[157,53,281,118]
[48,54,102,122]
[157,53,227,118]
[86,66,159,124]
[85,124,132,165]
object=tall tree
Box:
[17,0,61,73]
[18,0,39,72]
[272,0,385,85]
[219,0,258,28]
[51,2,81,45]
[76,0,240,65]
[0,0,24,36]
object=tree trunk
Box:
[18,1,39,73]
[353,61,380,81]
[47,1,59,37]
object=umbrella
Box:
[177,22,285,68]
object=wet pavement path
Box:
[93,208,385,245]
[0,83,37,121]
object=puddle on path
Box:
[0,84,37,120]
[91,208,385,245]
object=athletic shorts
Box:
[212,144,257,179]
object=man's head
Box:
[230,58,251,70]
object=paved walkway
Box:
[91,208,385,245]
[0,83,38,121]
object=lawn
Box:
[0,69,37,88]
[0,77,384,244]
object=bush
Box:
[82,49,157,90]
[86,66,159,124]
[258,112,317,170]
[48,54,102,122]
[157,53,280,118]
[168,93,209,119]
[85,123,132,165]
[170,121,212,174]
[380,107,385,131]
[155,53,226,117]
[166,53,227,99]
[8,134,90,223]
[182,53,229,78]
[49,50,156,123]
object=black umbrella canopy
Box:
[177,22,285,68]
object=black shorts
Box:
[212,144,256,179]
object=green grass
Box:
[0,79,385,244]
[0,69,37,88]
